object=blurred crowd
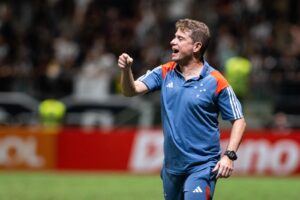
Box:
[0,0,300,127]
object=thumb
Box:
[126,56,133,64]
[122,53,129,62]
[212,162,220,172]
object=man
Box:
[118,18,246,200]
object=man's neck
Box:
[178,60,204,80]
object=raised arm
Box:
[118,53,149,97]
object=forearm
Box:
[213,118,246,178]
[227,118,246,152]
[120,68,138,97]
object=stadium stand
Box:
[0,0,299,128]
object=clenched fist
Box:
[118,53,133,69]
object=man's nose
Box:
[170,38,176,45]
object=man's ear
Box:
[193,42,202,53]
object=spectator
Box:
[74,36,117,100]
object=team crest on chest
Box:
[195,83,206,98]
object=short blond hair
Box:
[176,18,211,59]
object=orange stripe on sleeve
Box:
[210,70,229,95]
[162,61,176,79]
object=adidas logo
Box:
[193,186,203,193]
[166,82,173,88]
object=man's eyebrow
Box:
[175,33,185,38]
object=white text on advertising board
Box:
[0,136,44,168]
[130,132,300,175]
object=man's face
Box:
[170,28,195,62]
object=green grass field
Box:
[0,171,299,200]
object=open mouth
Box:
[172,49,179,54]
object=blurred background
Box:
[0,0,299,129]
[0,0,300,199]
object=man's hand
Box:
[118,53,133,69]
[212,156,234,179]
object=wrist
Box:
[224,150,238,161]
[121,66,132,72]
